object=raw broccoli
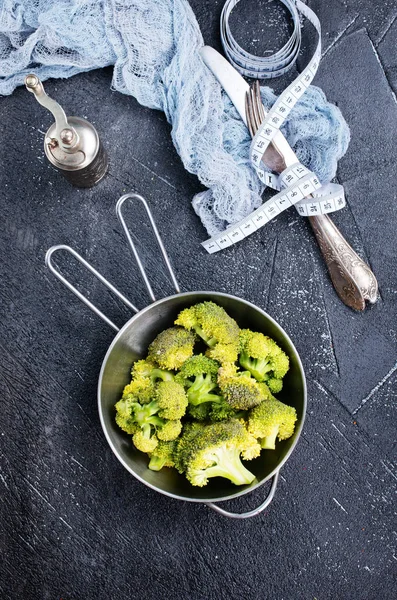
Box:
[175,301,239,364]
[266,377,284,394]
[124,359,174,403]
[206,343,238,365]
[148,327,196,370]
[131,359,174,382]
[158,419,183,440]
[176,356,251,420]
[217,364,265,410]
[174,419,261,487]
[148,440,177,471]
[115,397,140,434]
[187,403,212,421]
[257,381,274,401]
[154,380,188,420]
[239,329,289,392]
[186,397,243,422]
[122,378,154,404]
[209,399,243,422]
[114,380,187,452]
[175,355,222,405]
[248,398,297,450]
[132,429,159,453]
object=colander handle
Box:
[116,193,180,301]
[45,245,139,332]
[205,471,279,519]
[45,194,180,330]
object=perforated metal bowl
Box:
[46,195,306,519]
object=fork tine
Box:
[246,80,267,138]
[250,88,260,133]
[245,92,256,137]
[250,86,262,132]
[253,80,266,123]
[248,87,256,132]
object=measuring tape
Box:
[202,0,346,254]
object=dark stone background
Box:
[1,1,396,598]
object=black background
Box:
[1,1,396,598]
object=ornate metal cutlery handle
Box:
[308,213,378,310]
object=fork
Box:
[245,81,378,311]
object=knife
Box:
[199,46,378,310]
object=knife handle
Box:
[308,213,378,310]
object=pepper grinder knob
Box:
[25,74,108,188]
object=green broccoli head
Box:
[131,358,175,381]
[205,343,238,365]
[148,327,196,370]
[217,364,266,410]
[209,399,243,422]
[116,307,296,485]
[175,354,222,406]
[128,358,173,401]
[125,359,174,404]
[185,394,244,423]
[187,403,212,421]
[133,428,159,453]
[115,398,158,451]
[155,380,188,420]
[248,398,297,450]
[114,380,187,452]
[265,377,284,394]
[114,397,140,434]
[122,377,154,405]
[174,419,260,487]
[239,329,289,385]
[156,419,182,441]
[257,382,274,400]
[148,440,177,471]
[175,302,239,365]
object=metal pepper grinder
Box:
[25,74,108,187]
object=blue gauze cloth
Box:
[0,0,350,236]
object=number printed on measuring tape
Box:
[202,178,345,253]
[202,0,347,254]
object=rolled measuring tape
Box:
[202,0,346,254]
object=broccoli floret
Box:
[114,380,187,452]
[175,302,239,365]
[115,399,160,451]
[126,359,174,403]
[176,356,249,420]
[206,343,239,365]
[217,364,265,410]
[148,327,196,370]
[156,419,182,441]
[122,377,154,404]
[131,359,174,382]
[175,355,223,405]
[257,381,274,400]
[248,398,297,450]
[114,397,140,434]
[133,429,159,453]
[174,419,260,487]
[239,330,289,387]
[265,377,284,394]
[148,440,177,471]
[187,403,212,421]
[209,399,243,422]
[186,396,244,422]
[154,380,188,420]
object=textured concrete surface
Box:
[1,1,396,599]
